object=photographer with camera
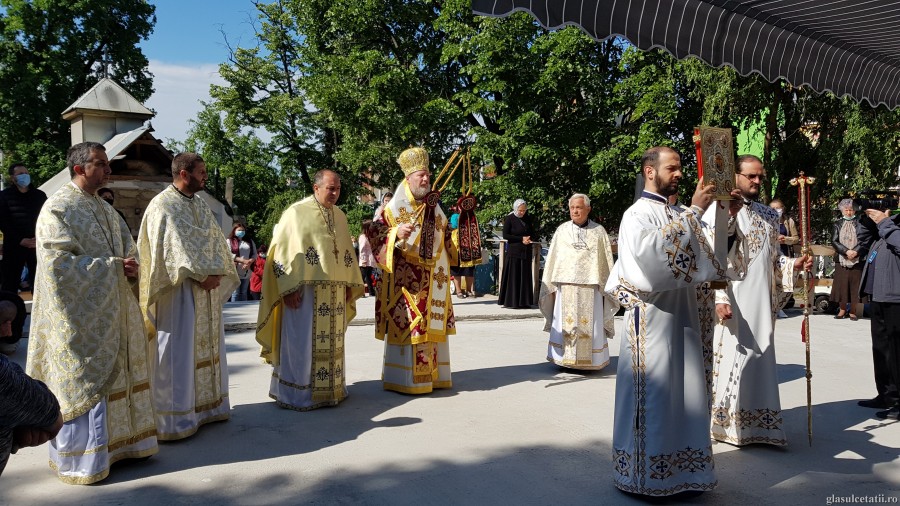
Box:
[857,195,900,420]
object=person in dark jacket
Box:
[499,199,536,308]
[830,199,867,320]
[0,300,64,476]
[0,163,47,293]
[857,208,900,420]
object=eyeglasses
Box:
[738,173,767,182]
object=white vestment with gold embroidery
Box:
[703,201,794,446]
[28,183,158,484]
[138,186,239,440]
[539,220,617,370]
[605,193,731,496]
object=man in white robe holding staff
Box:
[606,146,741,497]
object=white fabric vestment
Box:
[605,192,729,496]
[547,288,609,368]
[269,285,351,410]
[539,220,617,370]
[150,282,230,437]
[703,201,794,446]
[28,183,157,484]
[138,186,238,441]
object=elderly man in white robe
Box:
[704,155,810,446]
[539,193,617,370]
[138,152,238,441]
[28,142,158,484]
[605,146,742,497]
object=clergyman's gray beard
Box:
[411,186,429,200]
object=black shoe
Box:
[875,406,900,420]
[858,397,889,409]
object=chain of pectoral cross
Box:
[314,196,340,261]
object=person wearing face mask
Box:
[97,187,129,232]
[227,223,258,302]
[769,199,799,257]
[499,199,537,308]
[0,163,47,293]
[769,199,799,318]
[831,199,867,321]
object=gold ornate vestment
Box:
[27,183,157,481]
[539,220,617,366]
[137,185,238,418]
[369,179,458,347]
[256,196,364,403]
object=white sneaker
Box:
[777,310,788,319]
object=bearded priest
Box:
[366,147,459,394]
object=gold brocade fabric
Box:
[137,186,238,417]
[256,196,364,368]
[539,220,617,339]
[560,285,596,366]
[137,186,239,310]
[27,184,156,438]
[370,180,458,346]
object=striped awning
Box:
[472,0,900,109]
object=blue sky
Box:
[141,0,263,142]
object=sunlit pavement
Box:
[3,298,897,505]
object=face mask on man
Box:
[236,230,246,239]
[773,208,783,216]
[102,197,114,205]
[15,174,30,187]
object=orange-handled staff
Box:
[790,171,815,446]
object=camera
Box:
[852,191,899,211]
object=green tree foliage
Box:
[0,0,156,182]
[211,0,327,194]
[171,102,281,244]
[207,1,900,242]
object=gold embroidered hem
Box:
[156,413,230,442]
[546,356,610,371]
[49,445,157,485]
[710,407,786,447]
[712,433,787,446]
[382,381,453,395]
[271,394,345,412]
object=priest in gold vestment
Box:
[138,152,238,440]
[27,142,158,484]
[366,147,458,394]
[256,170,364,410]
[539,193,617,370]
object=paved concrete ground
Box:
[2,295,898,505]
